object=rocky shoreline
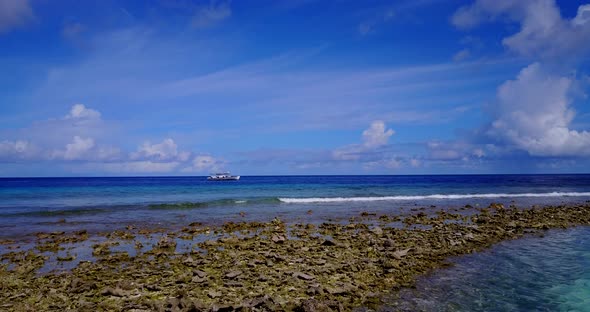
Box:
[2,202,590,311]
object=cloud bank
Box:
[0,104,222,174]
[488,63,590,156]
[452,0,590,59]
[453,0,590,159]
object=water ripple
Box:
[388,226,590,312]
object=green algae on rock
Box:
[1,203,590,311]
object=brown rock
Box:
[225,270,242,279]
[271,235,286,244]
[207,290,222,298]
[224,281,243,287]
[191,276,207,283]
[392,248,410,260]
[293,272,315,280]
[371,227,383,235]
[101,287,129,297]
[384,239,395,248]
[194,269,208,278]
[299,299,334,312]
[321,239,337,246]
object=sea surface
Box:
[2,174,590,309]
[1,174,590,238]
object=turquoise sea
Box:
[391,226,590,311]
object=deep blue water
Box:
[1,174,590,238]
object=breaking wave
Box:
[3,192,589,217]
[278,192,590,203]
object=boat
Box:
[207,172,240,181]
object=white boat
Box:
[207,172,240,181]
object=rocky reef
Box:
[2,203,590,311]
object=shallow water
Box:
[390,226,590,312]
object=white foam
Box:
[278,192,590,203]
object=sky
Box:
[1,0,590,176]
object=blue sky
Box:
[1,0,590,176]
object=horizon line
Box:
[1,173,589,179]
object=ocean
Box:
[2,174,590,310]
[1,174,590,239]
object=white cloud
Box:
[15,104,106,146]
[62,136,95,160]
[1,104,119,163]
[132,138,176,160]
[192,0,231,29]
[451,0,519,29]
[131,138,190,162]
[95,146,122,161]
[382,158,402,169]
[473,148,485,158]
[453,48,471,62]
[331,120,403,170]
[450,1,590,161]
[65,104,101,120]
[573,4,590,26]
[0,140,34,160]
[332,121,395,162]
[0,105,221,174]
[0,140,28,153]
[332,148,361,161]
[427,140,489,161]
[384,158,402,169]
[182,155,223,173]
[103,161,181,173]
[295,162,323,170]
[0,0,33,33]
[437,150,460,160]
[178,151,191,162]
[52,136,120,162]
[452,0,590,59]
[0,104,116,163]
[363,157,403,171]
[487,63,590,156]
[410,158,421,167]
[362,120,395,148]
[428,142,461,160]
[192,155,217,170]
[503,1,590,59]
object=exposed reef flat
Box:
[2,203,590,311]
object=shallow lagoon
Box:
[391,226,590,311]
